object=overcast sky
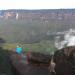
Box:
[0,0,75,10]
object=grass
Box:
[0,47,12,75]
[2,40,57,54]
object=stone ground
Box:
[10,52,50,75]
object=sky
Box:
[0,0,75,10]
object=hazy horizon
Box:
[0,8,75,11]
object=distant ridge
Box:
[0,9,75,43]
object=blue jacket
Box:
[16,47,22,54]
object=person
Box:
[48,54,56,75]
[16,45,22,55]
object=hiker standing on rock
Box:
[16,45,22,55]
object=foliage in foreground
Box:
[2,40,57,54]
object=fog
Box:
[55,29,75,49]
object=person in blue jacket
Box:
[16,45,22,54]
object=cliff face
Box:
[0,9,75,43]
[0,9,75,20]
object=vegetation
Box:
[0,17,75,43]
[0,47,12,75]
[2,40,56,54]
